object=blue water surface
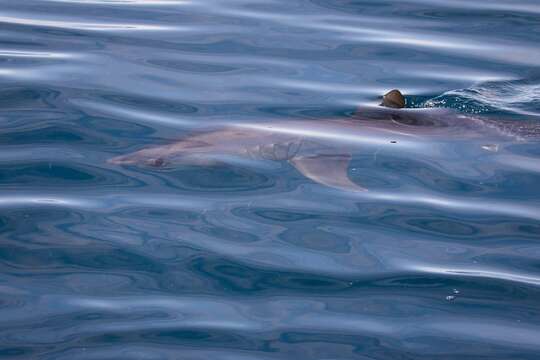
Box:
[1,0,540,359]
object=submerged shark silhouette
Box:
[108,106,540,192]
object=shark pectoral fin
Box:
[289,154,366,192]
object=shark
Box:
[108,102,540,192]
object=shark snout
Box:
[108,152,168,167]
[108,144,169,167]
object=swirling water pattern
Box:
[1,0,540,359]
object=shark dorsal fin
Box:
[289,154,366,192]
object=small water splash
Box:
[419,78,540,116]
[446,288,460,301]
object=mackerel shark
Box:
[108,104,540,192]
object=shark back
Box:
[108,107,540,192]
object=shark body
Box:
[108,107,540,192]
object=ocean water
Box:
[1,0,540,359]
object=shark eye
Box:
[148,158,165,167]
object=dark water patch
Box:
[0,347,33,358]
[190,224,260,244]
[236,204,540,243]
[146,165,277,192]
[0,243,165,274]
[82,116,157,139]
[190,256,355,293]
[0,162,93,182]
[0,87,61,109]
[0,126,83,143]
[99,93,199,115]
[279,227,353,254]
[0,162,144,189]
[0,112,156,149]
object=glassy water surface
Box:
[1,0,540,359]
